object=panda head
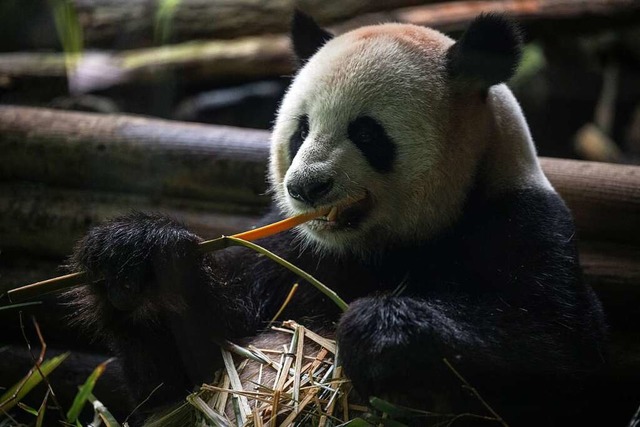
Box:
[269,11,524,255]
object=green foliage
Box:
[224,236,349,312]
[87,392,121,427]
[154,0,183,44]
[35,391,50,427]
[0,352,69,413]
[512,43,546,86]
[66,358,114,423]
[48,0,83,55]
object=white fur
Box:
[269,23,551,255]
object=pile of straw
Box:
[147,321,365,427]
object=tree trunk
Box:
[0,106,270,208]
[2,0,639,91]
[0,183,261,258]
[2,106,639,245]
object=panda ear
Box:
[446,13,523,88]
[291,9,334,66]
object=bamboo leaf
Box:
[18,402,38,416]
[35,390,50,427]
[369,397,434,418]
[87,392,121,427]
[48,0,84,73]
[154,0,182,44]
[66,358,114,423]
[0,352,69,412]
[362,414,409,427]
[224,236,349,312]
[337,419,373,427]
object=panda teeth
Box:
[326,206,338,222]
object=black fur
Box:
[290,9,334,66]
[288,114,309,162]
[67,188,606,425]
[348,116,396,173]
[447,13,523,87]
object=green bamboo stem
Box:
[6,237,348,312]
[223,236,348,312]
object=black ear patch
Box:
[447,13,523,88]
[291,9,334,66]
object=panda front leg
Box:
[66,212,257,410]
[336,293,596,420]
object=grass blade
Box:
[0,352,69,412]
[337,419,373,427]
[225,236,348,312]
[66,358,114,423]
[87,391,121,427]
[18,402,38,416]
[369,397,435,418]
[35,390,50,427]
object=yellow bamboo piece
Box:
[7,208,329,303]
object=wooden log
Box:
[371,0,640,35]
[0,0,434,51]
[540,158,640,244]
[1,0,639,91]
[579,241,640,324]
[0,106,270,208]
[0,183,261,258]
[76,0,439,47]
[3,0,639,52]
[56,0,640,48]
[2,106,639,244]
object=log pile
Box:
[1,0,639,92]
[1,105,639,300]
[1,105,639,420]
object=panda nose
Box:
[287,178,334,206]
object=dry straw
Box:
[145,321,366,427]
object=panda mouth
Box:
[310,192,372,230]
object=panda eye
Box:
[347,116,396,173]
[288,115,309,162]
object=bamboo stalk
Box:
[7,209,330,304]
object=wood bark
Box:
[0,106,270,208]
[2,106,639,244]
[1,0,639,91]
[0,183,261,258]
[53,0,640,48]
[539,158,640,244]
[75,0,438,47]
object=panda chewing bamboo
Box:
[66,11,606,426]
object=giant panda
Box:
[67,11,606,425]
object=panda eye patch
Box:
[347,116,396,173]
[288,115,309,162]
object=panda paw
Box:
[336,295,438,401]
[69,212,202,311]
